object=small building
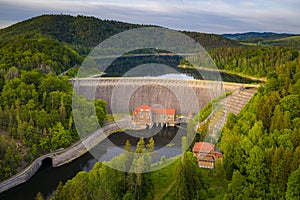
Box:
[192,142,222,169]
[132,105,176,128]
[132,105,152,126]
[152,108,176,127]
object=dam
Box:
[72,77,252,114]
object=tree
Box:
[136,137,145,154]
[291,146,300,172]
[50,122,72,150]
[219,129,242,179]
[245,146,268,198]
[248,120,264,146]
[51,181,65,200]
[175,159,189,200]
[291,128,300,150]
[95,99,107,126]
[122,191,133,200]
[175,152,203,200]
[146,137,155,153]
[224,171,249,200]
[124,140,133,153]
[35,192,44,200]
[59,102,66,125]
[256,96,272,130]
[270,105,284,132]
[286,166,300,200]
[269,146,285,199]
[280,94,300,119]
[124,140,134,172]
[266,76,279,92]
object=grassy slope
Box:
[276,35,300,41]
[262,35,300,49]
[151,158,229,200]
[238,35,300,50]
[151,159,179,200]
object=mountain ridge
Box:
[0,14,239,49]
[222,32,299,40]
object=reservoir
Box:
[0,125,186,200]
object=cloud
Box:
[0,0,299,33]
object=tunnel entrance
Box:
[40,157,53,170]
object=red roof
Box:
[192,142,215,153]
[152,108,175,115]
[133,105,151,115]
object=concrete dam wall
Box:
[73,78,246,113]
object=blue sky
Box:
[0,0,299,34]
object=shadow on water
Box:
[0,151,95,200]
[0,125,185,200]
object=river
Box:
[0,125,186,200]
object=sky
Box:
[0,0,299,34]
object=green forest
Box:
[0,14,299,200]
[36,46,300,199]
[0,69,107,180]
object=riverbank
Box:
[178,65,266,83]
[0,125,185,200]
[0,121,125,193]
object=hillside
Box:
[263,35,300,50]
[223,32,300,49]
[222,32,297,42]
[0,14,239,75]
[0,15,143,48]
[0,14,239,49]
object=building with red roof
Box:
[192,142,222,168]
[132,105,176,127]
[132,105,152,126]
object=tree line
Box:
[34,137,210,200]
[209,46,298,78]
[219,50,300,199]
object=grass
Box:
[150,157,230,200]
[200,168,230,199]
[105,113,128,122]
[151,158,179,200]
[276,35,300,41]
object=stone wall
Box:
[0,155,52,193]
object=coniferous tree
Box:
[286,166,300,200]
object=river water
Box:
[0,125,186,200]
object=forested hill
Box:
[222,32,296,41]
[0,15,144,48]
[223,32,300,49]
[0,14,239,49]
[0,14,239,76]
